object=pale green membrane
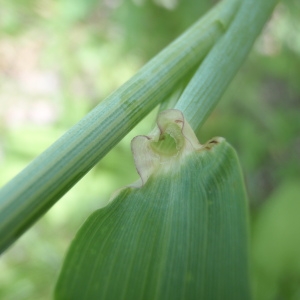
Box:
[55,140,251,300]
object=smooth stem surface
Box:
[175,0,278,131]
[0,0,239,253]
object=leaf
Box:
[252,180,300,299]
[55,110,251,299]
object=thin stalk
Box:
[175,0,278,131]
[0,0,239,253]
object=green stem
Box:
[175,0,278,131]
[0,0,239,253]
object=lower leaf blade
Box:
[55,139,251,300]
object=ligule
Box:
[55,109,251,300]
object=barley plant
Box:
[1,0,300,299]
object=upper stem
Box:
[175,0,278,131]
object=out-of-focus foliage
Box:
[252,180,300,299]
[0,0,299,299]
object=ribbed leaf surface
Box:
[55,139,251,299]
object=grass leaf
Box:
[55,110,251,299]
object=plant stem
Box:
[175,0,278,131]
[0,0,239,253]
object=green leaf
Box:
[252,180,300,299]
[55,110,251,299]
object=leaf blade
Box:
[55,140,251,300]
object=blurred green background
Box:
[0,0,299,299]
